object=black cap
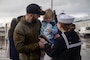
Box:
[26,4,45,15]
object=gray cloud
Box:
[0,0,90,19]
[53,0,90,15]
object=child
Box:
[41,8,58,44]
[40,8,58,60]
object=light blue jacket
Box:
[40,20,58,40]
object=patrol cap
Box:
[57,13,74,24]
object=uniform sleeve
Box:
[14,28,40,53]
[44,37,66,57]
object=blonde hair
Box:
[43,8,54,20]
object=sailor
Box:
[44,13,82,60]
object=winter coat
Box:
[8,36,19,60]
[40,20,58,40]
[44,31,82,60]
[8,18,19,60]
[14,17,41,60]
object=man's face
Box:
[31,14,40,23]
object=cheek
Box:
[57,24,61,30]
[36,15,39,19]
[50,19,52,22]
[49,18,53,21]
[33,16,38,20]
[36,16,38,19]
[57,24,59,28]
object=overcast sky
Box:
[0,0,90,24]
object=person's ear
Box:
[29,14,33,19]
[28,14,33,17]
[29,14,33,17]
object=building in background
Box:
[74,19,90,32]
[74,19,90,37]
[0,23,10,49]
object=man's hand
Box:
[38,37,45,48]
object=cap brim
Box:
[39,11,45,15]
